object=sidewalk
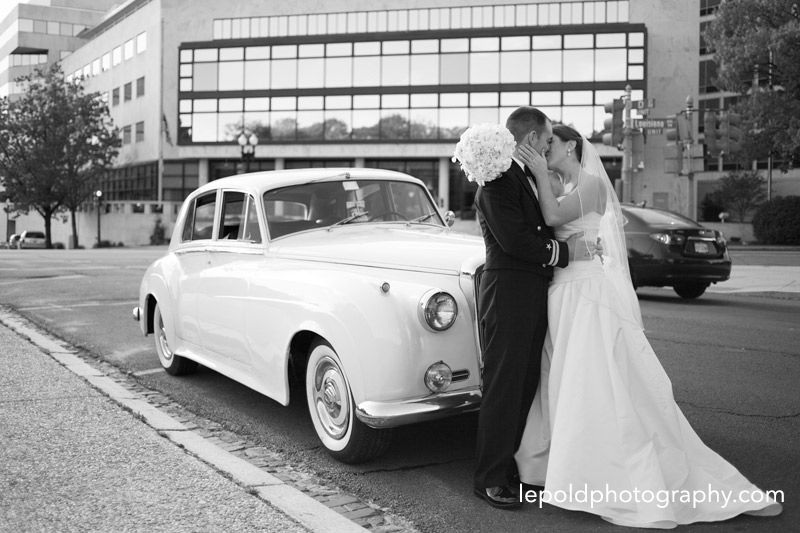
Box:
[0,315,366,533]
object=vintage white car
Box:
[134,168,486,462]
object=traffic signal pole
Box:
[621,85,633,203]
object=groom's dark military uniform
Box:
[474,161,568,493]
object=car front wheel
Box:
[305,341,392,463]
[153,302,198,376]
[673,283,708,299]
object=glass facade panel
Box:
[353,56,381,86]
[192,114,217,142]
[244,60,269,90]
[298,58,324,87]
[324,110,352,139]
[352,110,380,139]
[532,51,562,82]
[193,63,218,91]
[325,57,352,87]
[595,49,627,81]
[271,111,297,139]
[410,55,439,86]
[470,52,499,84]
[440,53,469,84]
[271,60,298,89]
[218,61,244,91]
[500,51,531,83]
[381,55,410,85]
[439,108,468,138]
[297,110,324,139]
[563,50,594,82]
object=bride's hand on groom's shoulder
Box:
[565,232,602,262]
[518,144,548,180]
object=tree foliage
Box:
[717,170,767,222]
[704,0,800,169]
[0,64,120,247]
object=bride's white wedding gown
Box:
[514,211,782,529]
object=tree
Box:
[717,170,767,223]
[704,0,800,170]
[0,64,119,248]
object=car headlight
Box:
[418,290,458,332]
[424,361,452,392]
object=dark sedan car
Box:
[621,204,731,299]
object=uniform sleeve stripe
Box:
[548,239,559,266]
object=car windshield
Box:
[263,179,442,239]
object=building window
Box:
[136,76,145,97]
[112,46,122,66]
[102,52,111,71]
[112,87,120,106]
[122,125,132,144]
[124,39,134,60]
[136,32,147,53]
[124,82,132,101]
[135,121,145,142]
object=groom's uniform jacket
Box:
[472,159,569,491]
[475,161,568,274]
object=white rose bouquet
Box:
[451,123,516,186]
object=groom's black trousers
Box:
[474,268,549,490]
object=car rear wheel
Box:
[306,341,392,463]
[673,283,708,299]
[153,302,198,376]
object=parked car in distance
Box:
[16,230,46,249]
[134,169,487,463]
[621,203,732,299]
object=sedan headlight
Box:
[418,290,458,332]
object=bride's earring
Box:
[567,149,572,157]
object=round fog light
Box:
[424,361,452,393]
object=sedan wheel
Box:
[153,302,198,376]
[673,283,708,299]
[306,341,392,463]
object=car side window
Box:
[218,191,246,240]
[183,192,216,241]
[242,196,262,243]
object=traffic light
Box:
[665,114,680,143]
[602,99,624,147]
[719,112,742,155]
[703,111,720,157]
[632,130,645,169]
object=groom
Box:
[473,107,569,509]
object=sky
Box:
[0,1,21,22]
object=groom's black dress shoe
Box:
[473,486,521,510]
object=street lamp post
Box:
[238,131,259,174]
[95,190,103,246]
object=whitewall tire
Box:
[153,302,198,376]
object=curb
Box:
[0,310,367,533]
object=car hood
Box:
[267,225,486,274]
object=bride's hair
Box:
[553,124,583,163]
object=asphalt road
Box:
[1,247,798,532]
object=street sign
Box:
[644,127,663,135]
[633,117,674,129]
[632,98,656,110]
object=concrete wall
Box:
[5,201,181,247]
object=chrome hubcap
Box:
[157,314,173,362]
[312,356,349,440]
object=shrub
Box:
[150,217,168,245]
[752,196,800,244]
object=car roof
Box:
[621,203,703,228]
[192,168,422,197]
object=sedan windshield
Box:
[263,180,443,239]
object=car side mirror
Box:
[444,210,456,227]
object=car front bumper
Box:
[355,386,481,429]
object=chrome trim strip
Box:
[355,386,481,429]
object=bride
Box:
[514,124,782,528]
